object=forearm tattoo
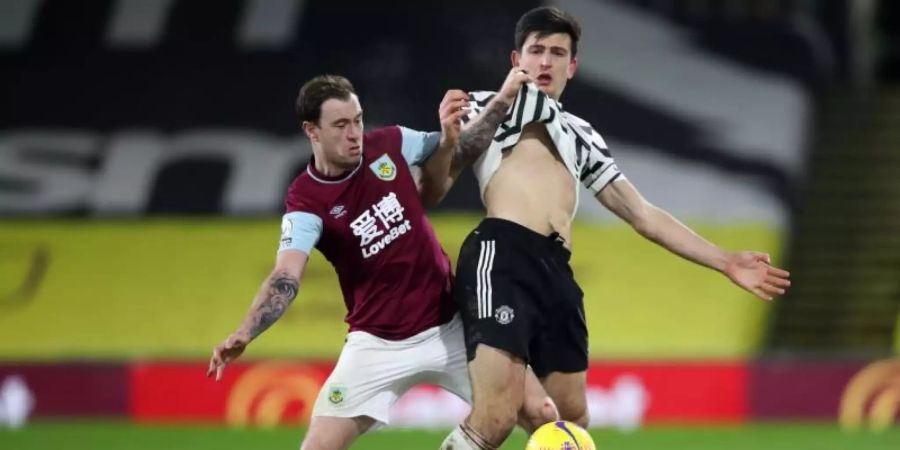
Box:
[249,273,299,338]
[456,98,510,165]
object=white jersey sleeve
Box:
[567,115,625,194]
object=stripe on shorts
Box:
[476,240,496,318]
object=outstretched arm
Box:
[597,179,791,300]
[206,249,307,380]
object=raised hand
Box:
[438,89,470,147]
[497,66,535,105]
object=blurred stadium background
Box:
[0,0,898,448]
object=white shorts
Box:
[311,314,471,429]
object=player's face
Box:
[307,95,364,168]
[512,32,578,100]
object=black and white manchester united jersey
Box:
[462,83,626,215]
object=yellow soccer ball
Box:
[526,420,596,450]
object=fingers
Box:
[752,252,771,264]
[440,99,470,117]
[440,91,469,114]
[767,274,791,288]
[442,89,469,103]
[206,348,222,379]
[750,287,774,301]
[767,266,790,278]
[440,97,470,112]
[207,341,239,381]
[440,98,471,127]
[499,67,536,100]
[760,282,785,297]
[448,107,469,123]
[509,69,534,87]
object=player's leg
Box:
[431,315,556,436]
[304,330,407,449]
[518,367,559,432]
[300,416,375,450]
[440,221,542,449]
[440,344,526,450]
[432,315,523,448]
[540,370,589,427]
[531,245,590,427]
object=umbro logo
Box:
[330,205,347,219]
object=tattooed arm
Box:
[420,68,534,205]
[206,250,307,381]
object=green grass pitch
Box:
[2,422,897,449]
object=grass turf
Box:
[1,422,898,450]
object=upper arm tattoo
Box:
[249,272,299,338]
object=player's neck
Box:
[311,150,354,178]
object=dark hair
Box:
[295,75,356,125]
[514,6,581,57]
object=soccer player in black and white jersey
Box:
[431,7,793,449]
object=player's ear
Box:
[567,56,578,80]
[302,121,318,142]
[511,50,521,68]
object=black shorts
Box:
[453,218,588,378]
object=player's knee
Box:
[519,395,559,432]
[556,399,589,429]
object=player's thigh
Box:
[429,315,473,403]
[311,333,406,426]
[301,415,375,450]
[468,344,527,411]
[541,370,588,425]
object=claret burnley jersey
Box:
[280,126,455,340]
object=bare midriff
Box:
[484,123,575,247]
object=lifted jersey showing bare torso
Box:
[464,84,626,244]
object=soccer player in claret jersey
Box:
[206,75,556,450]
[430,7,793,450]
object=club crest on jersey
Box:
[369,154,397,181]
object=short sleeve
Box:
[278,211,323,255]
[580,129,625,194]
[399,126,441,166]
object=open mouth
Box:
[537,74,553,85]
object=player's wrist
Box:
[490,94,514,112]
[718,251,738,274]
[234,326,253,341]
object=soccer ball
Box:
[525,420,595,450]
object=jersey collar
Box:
[306,153,364,184]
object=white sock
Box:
[439,425,481,450]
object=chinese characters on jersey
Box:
[350,192,413,258]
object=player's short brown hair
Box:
[295,75,356,125]
[514,6,581,57]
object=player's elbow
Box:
[420,178,452,208]
[628,204,657,238]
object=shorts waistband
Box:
[476,218,571,261]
